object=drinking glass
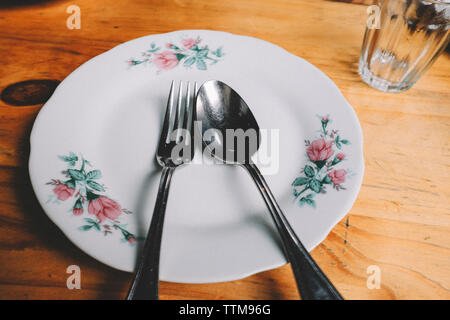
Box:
[359,0,449,92]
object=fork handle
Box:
[126,166,175,300]
[243,163,343,300]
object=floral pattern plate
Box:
[29,30,364,283]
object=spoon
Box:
[196,80,343,300]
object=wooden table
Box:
[0,0,448,300]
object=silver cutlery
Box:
[196,80,343,300]
[126,81,196,300]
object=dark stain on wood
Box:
[1,79,60,106]
[0,0,63,9]
[344,216,350,245]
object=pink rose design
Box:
[53,183,75,201]
[328,169,347,185]
[181,38,198,49]
[73,208,83,216]
[88,196,122,223]
[153,51,178,70]
[165,43,173,49]
[128,237,136,244]
[307,138,334,162]
[322,116,329,122]
[337,153,345,160]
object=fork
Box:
[126,81,196,300]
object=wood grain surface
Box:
[0,0,449,300]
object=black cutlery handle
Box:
[126,166,175,300]
[243,163,343,300]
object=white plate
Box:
[29,30,364,283]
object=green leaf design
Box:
[196,49,208,58]
[61,152,77,161]
[304,165,315,177]
[86,170,102,180]
[212,47,223,57]
[74,198,83,209]
[196,58,207,70]
[147,47,161,53]
[59,152,78,165]
[78,225,92,231]
[86,190,100,201]
[292,177,309,186]
[175,53,186,61]
[87,180,105,192]
[84,218,97,224]
[305,198,316,208]
[68,169,85,181]
[309,179,321,193]
[64,179,76,189]
[314,160,326,169]
[183,56,196,67]
[299,197,306,207]
[322,175,332,184]
[335,136,342,149]
[299,196,316,208]
[340,139,349,145]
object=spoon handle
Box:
[126,166,175,300]
[243,163,343,300]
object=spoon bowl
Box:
[196,80,260,164]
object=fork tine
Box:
[174,81,184,143]
[183,82,196,146]
[192,82,197,125]
[160,81,175,145]
[181,82,191,139]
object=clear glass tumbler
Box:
[359,0,449,92]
